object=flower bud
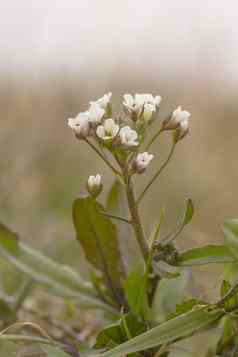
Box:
[96,118,119,141]
[123,93,161,123]
[67,112,90,139]
[87,174,102,197]
[174,119,190,142]
[90,92,112,110]
[88,102,105,124]
[163,106,190,130]
[133,152,154,173]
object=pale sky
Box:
[0,0,238,80]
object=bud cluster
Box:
[67,92,191,195]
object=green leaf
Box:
[220,280,238,310]
[183,198,194,225]
[40,345,71,356]
[171,299,206,318]
[94,313,147,352]
[106,180,125,213]
[177,245,235,266]
[99,308,222,356]
[223,219,238,259]
[0,299,16,323]
[124,270,149,317]
[0,222,102,307]
[73,196,125,303]
[0,340,18,355]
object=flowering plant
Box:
[0,92,238,356]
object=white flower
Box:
[119,126,139,147]
[134,152,154,173]
[88,102,105,124]
[90,92,112,109]
[87,174,102,197]
[67,112,90,138]
[135,94,162,107]
[123,93,161,122]
[163,106,191,130]
[143,103,156,122]
[96,118,119,141]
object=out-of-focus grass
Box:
[0,71,237,298]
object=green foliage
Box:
[73,195,125,306]
[124,270,149,318]
[177,244,235,266]
[0,222,103,307]
[99,308,222,356]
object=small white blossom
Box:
[87,174,102,197]
[67,112,90,138]
[123,93,161,122]
[90,92,112,109]
[134,152,154,173]
[96,118,119,141]
[88,102,105,124]
[119,126,139,147]
[163,106,191,130]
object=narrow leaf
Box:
[223,219,238,259]
[183,198,194,225]
[40,345,71,356]
[99,309,222,356]
[0,222,101,305]
[177,245,235,266]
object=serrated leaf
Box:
[0,222,103,307]
[183,198,194,225]
[73,196,125,304]
[99,309,222,356]
[177,245,235,266]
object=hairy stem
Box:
[124,172,149,261]
[137,143,176,205]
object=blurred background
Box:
[0,1,238,351]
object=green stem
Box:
[84,137,122,177]
[137,143,176,205]
[124,173,149,261]
[145,127,163,151]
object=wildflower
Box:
[123,93,161,122]
[133,152,154,173]
[87,174,102,197]
[67,112,90,139]
[96,118,119,141]
[88,102,105,124]
[163,106,190,130]
[119,126,139,147]
[90,92,112,110]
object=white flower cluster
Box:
[67,93,191,189]
[123,93,162,122]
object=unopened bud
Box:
[87,174,102,197]
[163,106,190,131]
[133,152,154,173]
[174,119,190,142]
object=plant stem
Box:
[145,127,163,151]
[137,143,176,205]
[100,211,131,224]
[124,172,149,261]
[84,137,122,177]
